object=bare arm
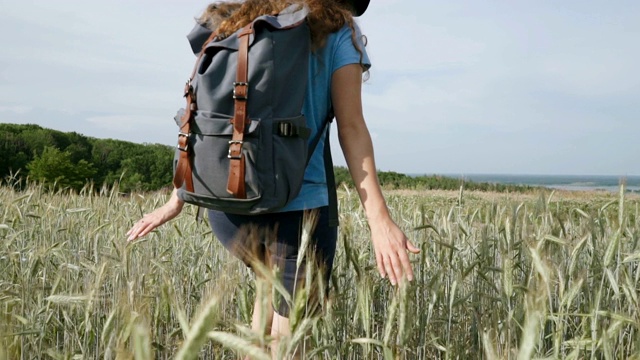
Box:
[126,188,185,242]
[332,64,419,285]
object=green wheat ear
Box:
[132,323,152,360]
[175,295,220,360]
[208,331,271,360]
[3,179,640,358]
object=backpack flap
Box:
[187,23,214,55]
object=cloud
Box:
[82,113,178,145]
[360,7,486,73]
[359,0,640,142]
[536,50,640,98]
[0,105,177,146]
[2,0,639,175]
[85,115,160,132]
[0,105,32,115]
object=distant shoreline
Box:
[408,173,640,193]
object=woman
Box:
[127,0,419,355]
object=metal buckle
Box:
[176,131,189,152]
[184,78,193,97]
[233,81,248,100]
[278,122,294,137]
[227,140,243,159]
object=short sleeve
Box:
[332,24,371,73]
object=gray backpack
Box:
[173,5,337,218]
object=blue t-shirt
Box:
[281,24,371,212]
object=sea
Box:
[427,174,640,193]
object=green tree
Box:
[27,147,96,191]
[333,166,354,188]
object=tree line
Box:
[1,124,173,192]
[1,123,533,193]
[333,167,534,193]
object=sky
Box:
[1,0,639,176]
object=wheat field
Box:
[0,180,639,359]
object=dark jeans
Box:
[208,206,338,316]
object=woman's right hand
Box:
[126,190,184,242]
[369,216,420,286]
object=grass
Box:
[0,179,639,359]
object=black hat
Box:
[344,0,370,16]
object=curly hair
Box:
[198,0,367,70]
[197,2,244,33]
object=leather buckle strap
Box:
[173,77,197,192]
[227,156,246,199]
[173,146,194,192]
[233,82,248,100]
[173,31,220,194]
[227,140,243,160]
[173,109,195,192]
[226,23,253,199]
[184,79,193,97]
[176,132,190,152]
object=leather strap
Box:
[173,32,218,192]
[226,24,253,199]
[172,89,195,192]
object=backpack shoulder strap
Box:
[323,128,339,227]
[308,109,339,227]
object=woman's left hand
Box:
[369,217,420,286]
